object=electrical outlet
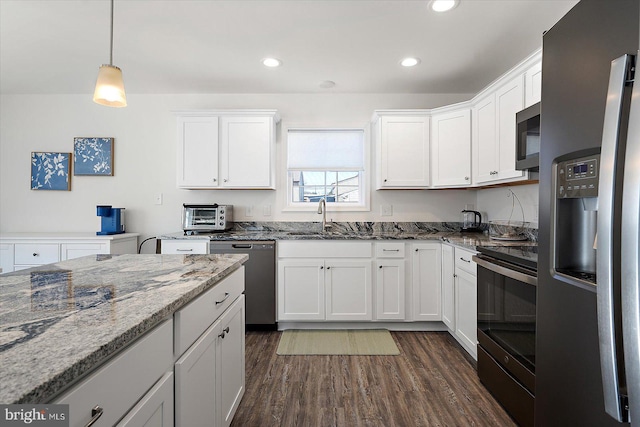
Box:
[263,204,272,216]
[245,205,254,217]
[381,204,393,216]
[154,193,163,205]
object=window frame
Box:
[283,124,371,212]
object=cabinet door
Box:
[441,244,455,331]
[177,116,219,188]
[0,244,14,273]
[174,320,217,427]
[375,259,405,320]
[455,268,478,359]
[473,94,499,184]
[524,61,542,108]
[160,239,209,255]
[216,295,245,427]
[411,243,442,321]
[431,109,472,187]
[61,243,108,261]
[116,372,174,427]
[495,75,526,181]
[325,259,372,321]
[378,115,430,188]
[220,116,274,188]
[277,259,325,320]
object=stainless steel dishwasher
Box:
[209,241,276,330]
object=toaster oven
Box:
[182,204,233,234]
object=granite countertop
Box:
[0,253,248,404]
[160,227,536,251]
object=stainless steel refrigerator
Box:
[537,0,640,425]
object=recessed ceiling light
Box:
[429,0,459,12]
[262,58,282,67]
[401,57,421,67]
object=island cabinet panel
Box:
[55,320,174,427]
[116,372,174,427]
[411,243,442,321]
[174,266,244,356]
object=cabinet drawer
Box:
[161,239,209,254]
[55,319,173,427]
[375,242,405,258]
[278,241,372,258]
[174,266,245,356]
[14,243,59,265]
[455,247,477,276]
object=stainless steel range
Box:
[473,245,537,427]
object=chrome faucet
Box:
[317,198,331,232]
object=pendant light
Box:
[93,0,127,107]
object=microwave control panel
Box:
[556,155,599,198]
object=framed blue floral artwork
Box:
[31,152,71,191]
[73,137,114,176]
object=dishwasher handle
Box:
[231,244,253,249]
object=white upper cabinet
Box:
[177,116,219,188]
[473,74,527,185]
[373,112,431,189]
[524,61,542,108]
[431,107,472,187]
[176,110,279,189]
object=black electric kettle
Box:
[461,210,482,232]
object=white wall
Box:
[1,92,483,251]
[476,183,539,227]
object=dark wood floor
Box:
[231,331,517,427]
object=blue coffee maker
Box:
[96,205,125,235]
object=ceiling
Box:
[0,0,578,95]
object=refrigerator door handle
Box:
[622,51,640,424]
[596,53,632,423]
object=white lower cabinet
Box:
[453,247,478,359]
[175,295,245,427]
[375,242,406,320]
[116,372,174,427]
[55,320,174,427]
[441,244,455,331]
[411,243,442,321]
[277,241,373,322]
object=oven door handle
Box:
[473,255,537,286]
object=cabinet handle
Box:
[382,249,400,252]
[85,406,104,427]
[176,248,193,252]
[459,257,471,263]
[219,326,230,339]
[32,253,39,257]
[215,292,230,305]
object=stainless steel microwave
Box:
[182,204,233,234]
[516,102,541,171]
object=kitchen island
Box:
[0,253,247,405]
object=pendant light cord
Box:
[109,0,114,65]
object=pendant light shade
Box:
[94,64,126,107]
[93,0,127,107]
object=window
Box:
[286,128,368,211]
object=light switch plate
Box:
[154,193,163,205]
[245,206,254,217]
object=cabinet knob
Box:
[32,253,39,257]
[415,248,419,252]
[223,179,228,183]
[464,176,469,181]
[320,266,324,269]
[327,266,331,270]
[213,178,217,182]
[379,265,383,269]
[384,179,388,182]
